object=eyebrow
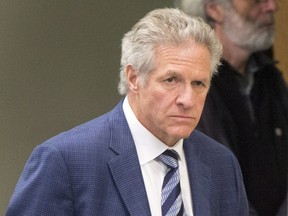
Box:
[165,70,179,76]
[165,70,209,81]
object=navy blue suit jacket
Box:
[6,100,248,215]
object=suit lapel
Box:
[107,101,212,215]
[109,149,151,216]
[184,138,211,216]
[108,101,151,216]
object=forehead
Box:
[155,40,210,62]
[152,40,211,74]
[232,0,278,8]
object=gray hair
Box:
[174,0,232,25]
[118,8,222,95]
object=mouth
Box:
[262,22,274,28]
[170,115,195,121]
[258,15,275,28]
[172,115,193,118]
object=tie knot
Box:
[158,150,179,169]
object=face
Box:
[127,40,211,146]
[222,0,278,52]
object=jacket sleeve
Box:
[6,145,74,216]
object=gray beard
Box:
[223,9,275,53]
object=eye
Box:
[192,80,205,87]
[191,80,209,93]
[165,76,177,83]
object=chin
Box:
[172,129,194,139]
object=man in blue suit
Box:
[6,8,248,216]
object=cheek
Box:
[143,88,172,106]
[153,91,177,111]
[197,93,209,110]
[200,93,208,104]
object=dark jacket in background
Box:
[197,52,288,216]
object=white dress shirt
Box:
[123,97,193,216]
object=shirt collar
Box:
[122,97,184,165]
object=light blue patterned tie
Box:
[158,150,184,216]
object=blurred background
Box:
[0,1,286,214]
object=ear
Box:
[205,3,225,23]
[125,64,139,93]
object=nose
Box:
[176,87,195,109]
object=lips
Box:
[173,115,193,118]
[262,20,274,27]
[170,115,195,120]
[258,15,274,27]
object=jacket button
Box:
[275,127,282,137]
